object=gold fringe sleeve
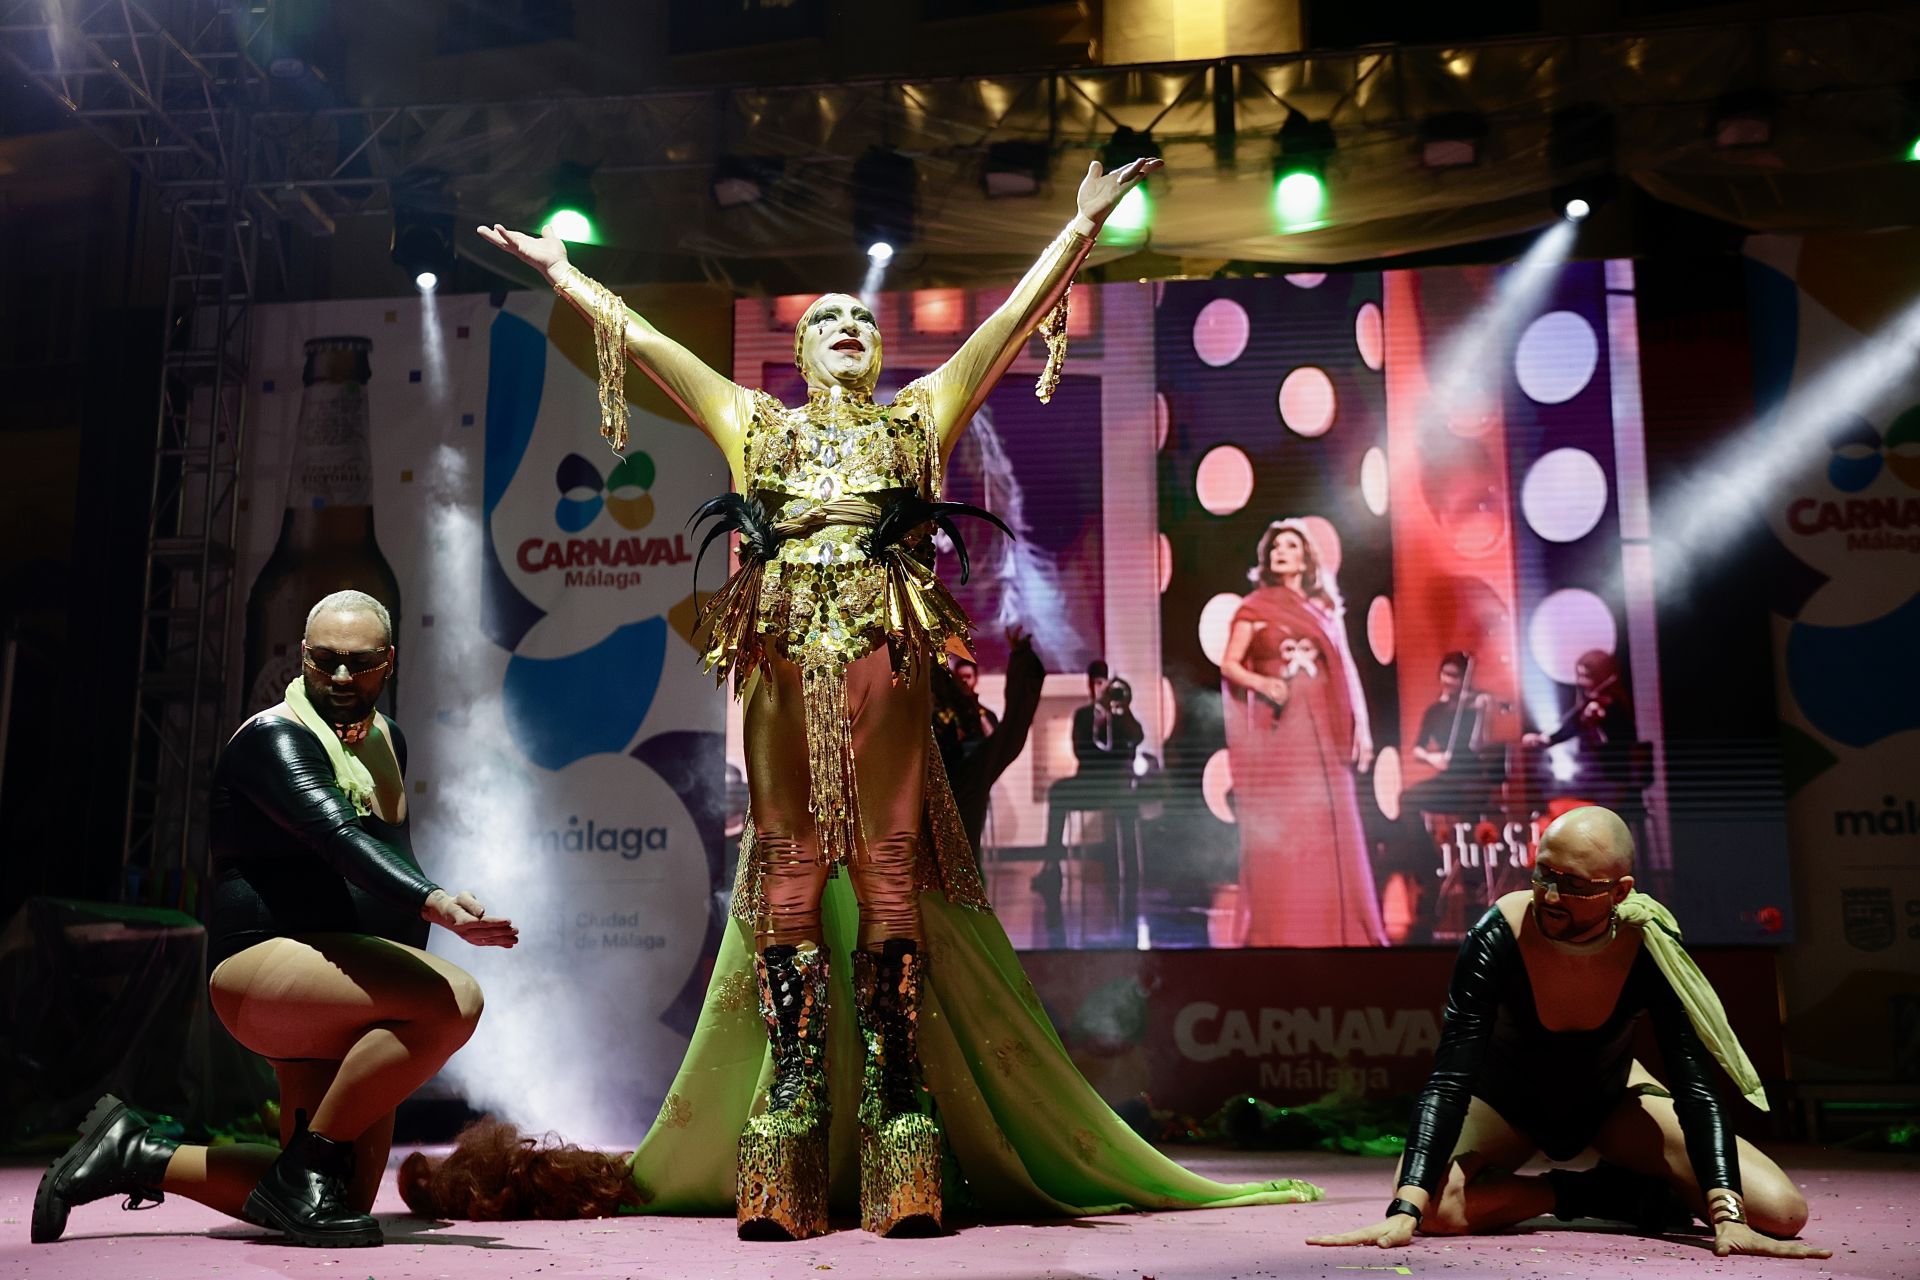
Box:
[551,261,631,455]
[1034,284,1072,404]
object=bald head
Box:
[1537,805,1635,880]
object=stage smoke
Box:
[404,325,603,1140]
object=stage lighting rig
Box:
[1419,111,1487,169]
[981,140,1051,198]
[711,154,784,209]
[1709,88,1775,150]
[390,170,455,293]
[853,146,917,261]
[1099,127,1160,240]
[1549,103,1617,222]
[1273,111,1335,229]
[540,161,600,243]
[1904,82,1920,162]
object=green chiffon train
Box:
[626,875,1322,1219]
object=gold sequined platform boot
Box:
[854,938,943,1237]
[736,943,832,1240]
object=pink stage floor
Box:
[4,1143,1913,1280]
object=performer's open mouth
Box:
[832,338,864,353]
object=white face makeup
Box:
[797,293,881,391]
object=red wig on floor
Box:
[397,1118,640,1220]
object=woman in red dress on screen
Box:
[1219,519,1387,947]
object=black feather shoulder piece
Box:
[861,494,1014,585]
[687,493,782,591]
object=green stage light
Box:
[540,160,600,244]
[1103,185,1152,241]
[1097,126,1159,247]
[1272,112,1335,232]
[541,207,596,244]
[1909,135,1920,162]
[1273,170,1326,228]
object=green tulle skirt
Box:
[626,873,1322,1219]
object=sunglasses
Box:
[1530,866,1617,902]
[302,642,392,679]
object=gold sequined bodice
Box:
[745,383,943,671]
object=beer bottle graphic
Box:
[242,335,403,714]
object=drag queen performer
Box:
[1219,519,1387,947]
[478,158,1320,1239]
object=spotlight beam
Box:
[1646,288,1920,599]
[1425,219,1577,427]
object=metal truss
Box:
[1,2,269,895]
[196,6,1919,288]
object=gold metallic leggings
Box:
[747,646,929,952]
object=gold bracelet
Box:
[1707,1191,1746,1225]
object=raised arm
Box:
[921,158,1160,457]
[477,223,749,468]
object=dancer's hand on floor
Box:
[423,889,520,948]
[1711,1221,1832,1259]
[476,223,570,284]
[1305,1215,1417,1248]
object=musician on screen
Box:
[1521,649,1640,811]
[1402,651,1497,817]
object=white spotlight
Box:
[867,240,895,263]
[415,270,439,293]
[1563,198,1592,222]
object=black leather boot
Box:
[241,1124,381,1247]
[32,1095,179,1243]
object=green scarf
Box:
[284,678,376,816]
[1615,891,1769,1111]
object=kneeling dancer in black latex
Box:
[33,590,517,1248]
[1309,805,1828,1261]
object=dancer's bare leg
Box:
[1403,1096,1548,1235]
[156,1145,280,1219]
[1591,1061,1809,1237]
[209,935,483,1148]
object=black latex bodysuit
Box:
[207,716,438,968]
[1400,906,1741,1197]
